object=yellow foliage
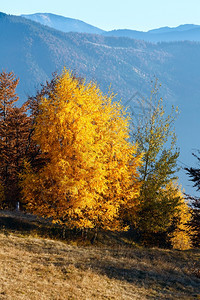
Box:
[170,229,192,251]
[168,183,193,250]
[21,69,142,230]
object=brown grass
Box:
[0,211,200,299]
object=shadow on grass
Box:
[0,210,133,246]
[73,247,200,299]
[96,263,199,289]
[0,210,77,241]
[74,258,200,299]
[1,210,200,299]
[0,216,38,231]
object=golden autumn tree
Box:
[21,69,142,231]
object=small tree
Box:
[131,83,181,244]
[21,69,142,231]
[0,70,19,188]
[0,70,19,207]
[189,197,200,247]
[0,70,31,208]
[5,105,31,206]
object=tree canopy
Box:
[21,69,142,230]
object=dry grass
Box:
[0,211,200,299]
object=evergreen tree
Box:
[131,83,182,245]
[185,152,200,247]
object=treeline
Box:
[0,69,198,249]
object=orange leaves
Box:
[0,71,32,208]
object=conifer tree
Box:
[131,83,182,244]
[0,71,31,207]
[0,71,19,185]
[5,105,31,205]
[185,152,200,247]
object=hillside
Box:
[0,12,170,102]
[1,12,200,193]
[0,211,199,299]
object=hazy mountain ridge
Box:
[21,13,200,42]
[0,12,174,101]
[103,26,200,42]
[148,24,200,34]
[21,13,104,34]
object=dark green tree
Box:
[185,152,200,247]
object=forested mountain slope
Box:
[1,12,200,193]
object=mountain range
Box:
[1,12,200,194]
[21,13,104,35]
[22,13,200,42]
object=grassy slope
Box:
[0,212,200,300]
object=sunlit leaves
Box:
[21,69,142,230]
[168,183,193,250]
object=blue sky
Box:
[2,0,200,31]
